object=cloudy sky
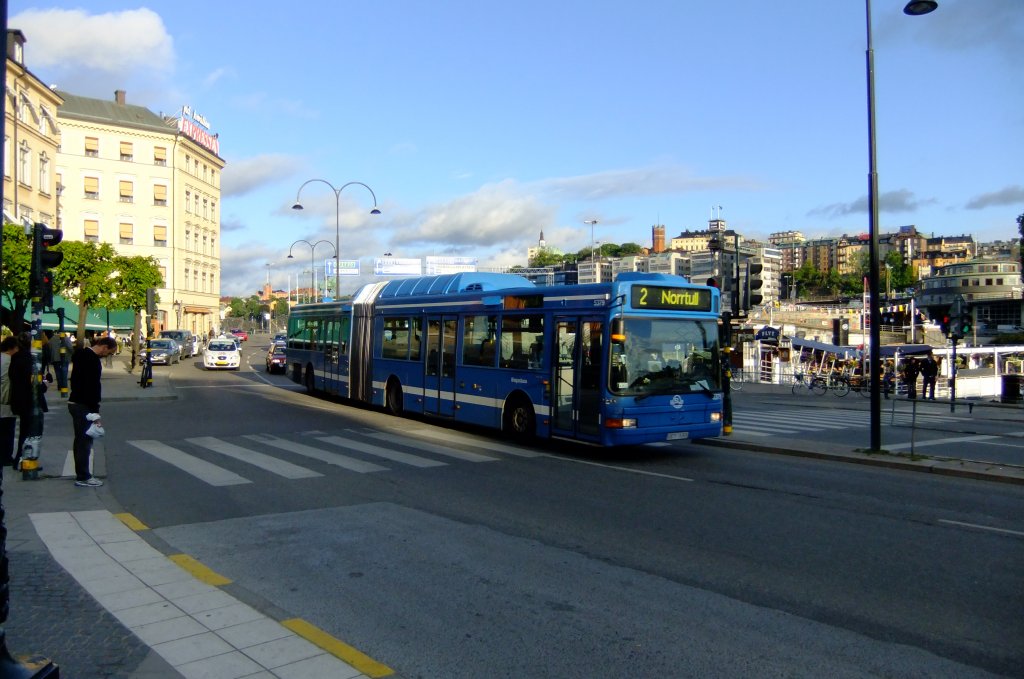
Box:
[10,0,1023,297]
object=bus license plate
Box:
[667,432,689,441]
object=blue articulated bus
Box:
[286,271,723,446]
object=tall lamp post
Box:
[288,239,335,303]
[292,180,381,296]
[866,0,937,452]
[584,219,599,283]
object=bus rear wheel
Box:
[504,397,535,440]
[385,379,404,416]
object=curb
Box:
[699,437,1024,485]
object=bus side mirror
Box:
[611,318,625,344]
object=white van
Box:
[160,330,199,357]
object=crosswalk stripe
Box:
[317,435,447,468]
[242,434,388,473]
[128,440,251,486]
[185,437,323,479]
[404,429,543,458]
[731,416,847,431]
[365,432,498,462]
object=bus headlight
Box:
[604,418,637,429]
[710,412,722,422]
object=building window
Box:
[202,198,208,220]
[159,266,167,284]
[119,141,133,162]
[203,164,208,182]
[84,219,99,242]
[153,224,167,247]
[184,268,190,291]
[38,153,50,194]
[119,222,133,245]
[203,235,208,255]
[119,180,134,203]
[85,137,99,157]
[154,146,167,166]
[154,184,168,206]
[3,135,9,177]
[18,142,30,187]
[84,176,100,199]
[211,200,217,222]
[185,191,191,213]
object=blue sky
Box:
[9,0,1023,297]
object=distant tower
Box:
[709,205,726,233]
[539,230,546,248]
[652,225,665,253]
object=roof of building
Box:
[56,90,174,135]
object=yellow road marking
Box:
[168,554,232,586]
[113,512,149,531]
[282,618,394,677]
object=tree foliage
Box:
[1,223,34,331]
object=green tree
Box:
[619,242,644,255]
[528,248,563,267]
[1016,212,1023,271]
[109,255,164,368]
[0,222,34,332]
[229,298,247,318]
[51,240,119,344]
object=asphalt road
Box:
[77,336,1024,678]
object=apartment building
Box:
[56,90,225,336]
[3,29,63,226]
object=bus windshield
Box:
[610,317,721,397]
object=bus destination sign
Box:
[631,285,712,312]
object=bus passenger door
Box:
[551,317,603,441]
[424,316,457,417]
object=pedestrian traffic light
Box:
[29,223,63,309]
[747,262,764,308]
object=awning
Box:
[3,293,136,331]
[790,337,858,357]
[880,344,934,357]
[183,305,211,314]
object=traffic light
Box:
[940,314,951,337]
[746,261,764,308]
[29,223,63,309]
[957,306,972,338]
[705,277,718,289]
[146,287,157,315]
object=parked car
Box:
[265,345,287,374]
[230,328,249,342]
[204,338,241,370]
[142,339,181,365]
[160,330,199,357]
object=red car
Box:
[230,328,249,342]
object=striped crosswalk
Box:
[122,428,534,487]
[728,407,971,437]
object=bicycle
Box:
[791,372,827,396]
[729,368,743,392]
[825,373,851,397]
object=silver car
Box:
[142,339,181,365]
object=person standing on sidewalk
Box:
[0,336,20,466]
[920,353,938,400]
[9,332,46,469]
[68,336,117,487]
[48,330,72,397]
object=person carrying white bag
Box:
[67,336,117,487]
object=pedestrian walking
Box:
[920,353,938,400]
[9,332,47,468]
[0,336,20,466]
[68,336,117,487]
[49,330,72,397]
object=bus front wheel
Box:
[504,397,535,440]
[385,379,404,416]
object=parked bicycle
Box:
[791,372,828,396]
[825,373,851,397]
[730,368,743,392]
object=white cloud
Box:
[965,185,1024,210]
[221,154,304,197]
[11,8,174,74]
[532,165,763,201]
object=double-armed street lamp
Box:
[288,239,335,303]
[292,180,381,295]
[865,0,937,451]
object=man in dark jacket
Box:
[9,332,46,468]
[920,354,939,400]
[68,336,117,487]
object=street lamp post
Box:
[584,219,599,282]
[288,239,335,304]
[865,0,937,452]
[292,180,381,296]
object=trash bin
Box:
[1001,374,1022,404]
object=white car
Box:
[203,338,241,370]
